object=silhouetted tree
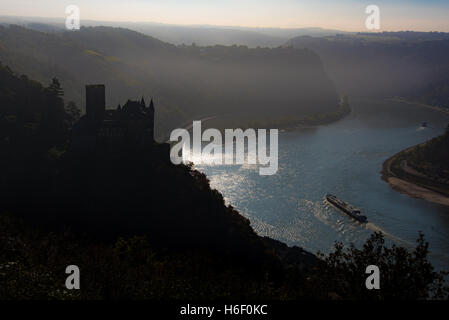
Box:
[65,101,81,126]
[314,232,448,300]
[48,78,64,97]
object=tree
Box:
[65,101,81,126]
[48,78,64,97]
[314,232,449,300]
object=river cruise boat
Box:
[326,194,367,223]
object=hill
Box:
[384,125,449,201]
[286,32,449,108]
[0,25,339,139]
[0,64,319,298]
[0,16,351,47]
[0,60,321,271]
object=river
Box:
[188,98,449,271]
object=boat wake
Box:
[322,198,414,247]
[364,222,414,247]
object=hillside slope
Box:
[286,32,449,107]
[0,25,339,138]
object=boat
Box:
[421,122,428,128]
[325,194,367,223]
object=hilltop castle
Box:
[71,85,157,153]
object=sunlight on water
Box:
[194,99,449,270]
[182,142,261,166]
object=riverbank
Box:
[248,99,351,131]
[162,98,351,143]
[388,98,449,115]
[382,146,449,207]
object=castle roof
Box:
[122,100,147,118]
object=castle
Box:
[72,85,157,153]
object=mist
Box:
[0,24,339,138]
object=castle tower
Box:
[148,98,155,141]
[86,85,105,122]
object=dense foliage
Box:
[391,125,449,191]
[0,64,71,151]
[1,214,447,300]
[408,126,449,176]
[0,64,80,202]
[315,232,448,300]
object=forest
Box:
[402,125,449,183]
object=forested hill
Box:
[0,25,339,138]
[0,63,74,157]
[403,125,449,183]
[0,16,351,47]
[286,32,449,108]
[0,61,319,289]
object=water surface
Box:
[192,99,449,270]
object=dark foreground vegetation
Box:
[0,63,448,300]
[1,214,448,300]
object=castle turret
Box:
[86,85,105,122]
[74,85,157,151]
[148,98,155,141]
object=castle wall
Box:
[72,85,157,154]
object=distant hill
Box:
[0,25,339,138]
[286,32,449,108]
[0,16,350,47]
[119,25,350,47]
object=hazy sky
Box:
[2,0,449,31]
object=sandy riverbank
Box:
[382,153,449,207]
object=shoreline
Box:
[381,148,449,207]
[388,97,449,115]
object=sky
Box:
[1,0,449,32]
